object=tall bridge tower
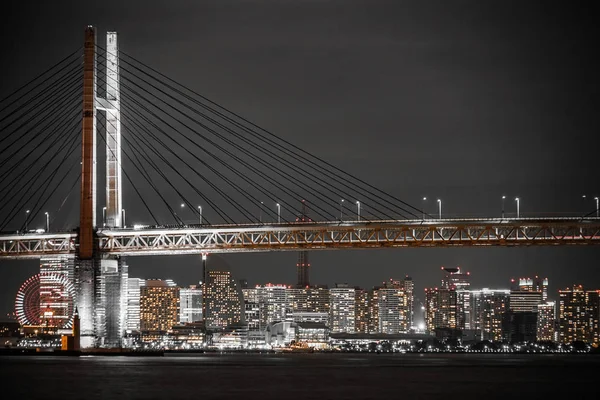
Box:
[77,26,127,349]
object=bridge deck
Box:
[1,218,599,259]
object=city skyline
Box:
[0,0,599,341]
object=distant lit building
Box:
[204,271,243,329]
[558,285,599,344]
[402,277,414,328]
[510,290,543,312]
[512,276,549,301]
[537,301,556,341]
[244,301,260,331]
[425,287,458,332]
[354,288,369,333]
[478,289,510,341]
[179,285,202,324]
[378,288,405,334]
[39,255,75,328]
[288,311,329,324]
[257,284,288,328]
[329,284,355,333]
[140,279,179,334]
[441,267,470,290]
[126,278,144,331]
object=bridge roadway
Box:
[0,217,599,259]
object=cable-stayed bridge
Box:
[0,27,598,347]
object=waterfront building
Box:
[424,287,458,332]
[140,279,179,334]
[354,288,369,334]
[512,276,549,301]
[257,284,288,328]
[537,301,556,341]
[558,285,600,344]
[502,311,537,343]
[179,285,202,324]
[126,278,144,331]
[244,301,260,331]
[478,289,510,341]
[329,284,356,333]
[203,270,243,329]
[378,288,405,334]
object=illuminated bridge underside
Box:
[1,218,599,259]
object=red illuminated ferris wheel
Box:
[15,273,76,328]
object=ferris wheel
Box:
[15,273,76,328]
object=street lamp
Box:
[102,207,107,227]
[44,212,49,232]
[356,201,361,222]
[259,201,264,223]
[198,205,203,225]
[501,195,506,219]
[515,197,520,218]
[595,197,599,218]
[276,203,281,223]
[422,197,427,220]
[121,208,126,228]
[340,199,344,221]
[25,209,30,232]
[437,199,442,219]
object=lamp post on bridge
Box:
[121,208,126,228]
[198,205,203,225]
[102,207,106,228]
[24,209,30,232]
[276,203,280,223]
[356,201,361,222]
[259,201,264,223]
[422,197,427,220]
[437,199,442,219]
[501,195,506,219]
[595,197,599,218]
[340,199,344,221]
[45,212,49,232]
[515,197,520,219]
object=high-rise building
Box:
[502,311,537,343]
[537,301,556,341]
[512,276,549,301]
[456,290,471,330]
[39,255,75,328]
[367,288,380,334]
[244,301,260,331]
[179,285,203,324]
[140,279,179,333]
[402,276,414,329]
[95,258,128,347]
[378,288,405,334]
[329,284,355,333]
[424,287,458,332]
[354,288,369,333]
[509,290,543,312]
[257,284,288,328]
[126,278,144,331]
[204,271,243,329]
[558,285,600,344]
[441,267,470,290]
[478,289,510,341]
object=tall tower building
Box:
[479,289,510,341]
[558,285,599,344]
[95,258,128,347]
[179,285,203,324]
[424,287,458,332]
[329,284,356,333]
[39,255,75,328]
[509,290,543,312]
[537,301,556,341]
[377,288,405,334]
[140,279,179,333]
[126,278,144,331]
[204,270,243,329]
[402,276,414,329]
[296,200,311,288]
[354,288,369,334]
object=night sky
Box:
[1,1,599,319]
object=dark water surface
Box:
[1,353,598,399]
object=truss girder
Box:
[1,218,599,259]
